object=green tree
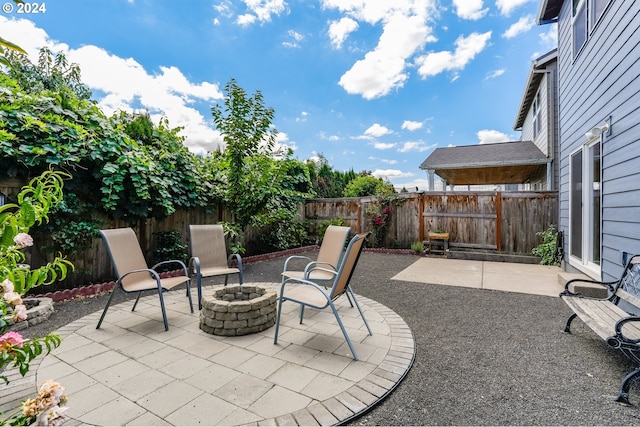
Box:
[343,175,394,197]
[306,154,357,198]
[6,47,92,102]
[0,53,217,276]
[210,78,279,227]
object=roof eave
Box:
[513,49,558,130]
[537,0,563,24]
[422,158,550,170]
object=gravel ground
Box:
[25,251,640,425]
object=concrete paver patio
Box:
[28,282,414,426]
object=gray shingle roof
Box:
[419,141,548,170]
[419,141,550,185]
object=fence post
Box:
[418,193,424,243]
[496,192,502,252]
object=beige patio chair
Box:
[188,224,243,310]
[97,228,193,331]
[274,231,372,360]
[281,225,350,284]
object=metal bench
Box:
[561,255,640,404]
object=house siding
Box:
[519,59,558,191]
[556,0,640,280]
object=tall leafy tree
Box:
[306,154,357,198]
[210,78,279,227]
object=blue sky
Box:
[1,0,556,190]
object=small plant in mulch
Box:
[411,241,425,253]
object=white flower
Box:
[36,405,68,426]
[3,291,22,305]
[38,380,66,404]
[13,232,34,249]
[13,304,27,322]
[1,279,13,293]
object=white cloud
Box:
[398,141,434,152]
[453,0,488,20]
[381,159,398,165]
[539,23,558,47]
[373,142,397,150]
[240,0,287,24]
[502,15,535,38]
[2,16,225,153]
[365,123,393,138]
[485,68,505,80]
[477,129,512,144]
[214,1,234,18]
[401,120,423,131]
[372,169,415,179]
[322,1,438,99]
[273,131,297,154]
[495,0,534,16]
[319,132,340,141]
[296,111,308,122]
[236,14,257,26]
[328,17,358,49]
[415,31,492,79]
[283,29,304,48]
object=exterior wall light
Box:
[585,117,612,138]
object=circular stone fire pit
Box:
[199,285,277,336]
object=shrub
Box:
[152,230,187,271]
[411,241,425,253]
[532,225,560,266]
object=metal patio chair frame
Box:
[97,228,193,331]
[274,231,372,360]
[281,225,350,285]
[188,224,244,310]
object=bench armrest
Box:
[608,316,640,347]
[560,277,617,298]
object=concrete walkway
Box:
[28,282,413,426]
[391,257,571,297]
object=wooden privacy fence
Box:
[304,191,558,254]
[2,173,557,291]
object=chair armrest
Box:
[282,255,313,272]
[560,277,617,298]
[227,253,243,270]
[303,261,335,275]
[188,256,201,275]
[609,316,640,347]
[304,263,338,280]
[118,268,162,290]
[151,259,189,276]
[280,276,331,296]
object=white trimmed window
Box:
[573,0,587,57]
[573,0,612,58]
[591,0,610,29]
[533,92,541,139]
